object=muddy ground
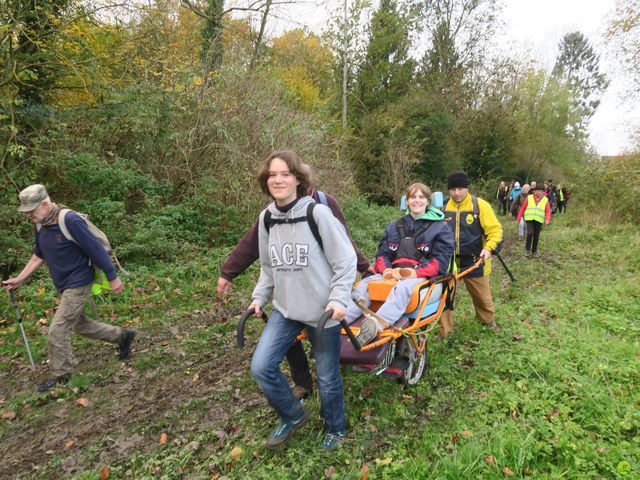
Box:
[0,304,263,479]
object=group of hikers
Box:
[3,150,569,453]
[497,179,571,258]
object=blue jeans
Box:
[251,309,345,434]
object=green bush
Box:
[572,155,640,224]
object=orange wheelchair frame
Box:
[236,260,483,386]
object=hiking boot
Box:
[292,385,312,401]
[524,251,531,258]
[532,252,540,259]
[36,374,70,393]
[320,432,345,452]
[355,317,380,346]
[487,320,501,333]
[265,408,310,449]
[118,329,136,360]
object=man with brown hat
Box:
[440,171,503,337]
[2,184,135,392]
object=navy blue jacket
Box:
[373,215,454,278]
[34,212,117,292]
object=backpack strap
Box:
[471,195,479,216]
[262,203,323,251]
[306,203,323,251]
[263,208,272,232]
[395,217,406,237]
[57,209,76,244]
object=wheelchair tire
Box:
[402,336,428,386]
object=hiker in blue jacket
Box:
[509,182,522,216]
[248,151,356,452]
[2,185,135,392]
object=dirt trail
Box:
[0,308,261,479]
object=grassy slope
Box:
[0,204,638,479]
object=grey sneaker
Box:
[355,317,380,346]
[532,252,540,258]
[321,432,345,452]
[265,409,310,449]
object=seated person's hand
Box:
[390,268,417,280]
[398,268,417,279]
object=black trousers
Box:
[525,221,543,253]
[285,341,313,391]
[499,198,508,215]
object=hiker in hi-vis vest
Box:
[516,183,551,259]
[2,184,135,392]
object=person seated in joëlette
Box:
[344,182,454,346]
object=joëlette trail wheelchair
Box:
[237,260,482,386]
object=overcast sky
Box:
[259,0,637,156]
[500,0,637,156]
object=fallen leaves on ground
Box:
[230,446,243,461]
[1,411,16,420]
[65,439,74,449]
[99,465,110,479]
[360,385,373,398]
[324,465,334,478]
[159,433,168,444]
[503,466,515,476]
[485,455,496,466]
[360,464,369,480]
[76,398,89,407]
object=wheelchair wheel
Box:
[402,336,427,386]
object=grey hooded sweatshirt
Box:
[251,196,357,328]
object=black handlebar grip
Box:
[236,308,257,348]
[313,310,334,353]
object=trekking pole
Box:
[495,253,515,283]
[1,263,36,370]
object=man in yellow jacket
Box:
[440,171,503,337]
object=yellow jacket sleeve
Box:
[477,197,503,252]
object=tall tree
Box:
[418,0,501,91]
[552,31,609,136]
[607,0,640,96]
[356,0,415,115]
[607,0,640,149]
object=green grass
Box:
[1,207,639,479]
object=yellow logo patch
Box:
[466,213,475,225]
